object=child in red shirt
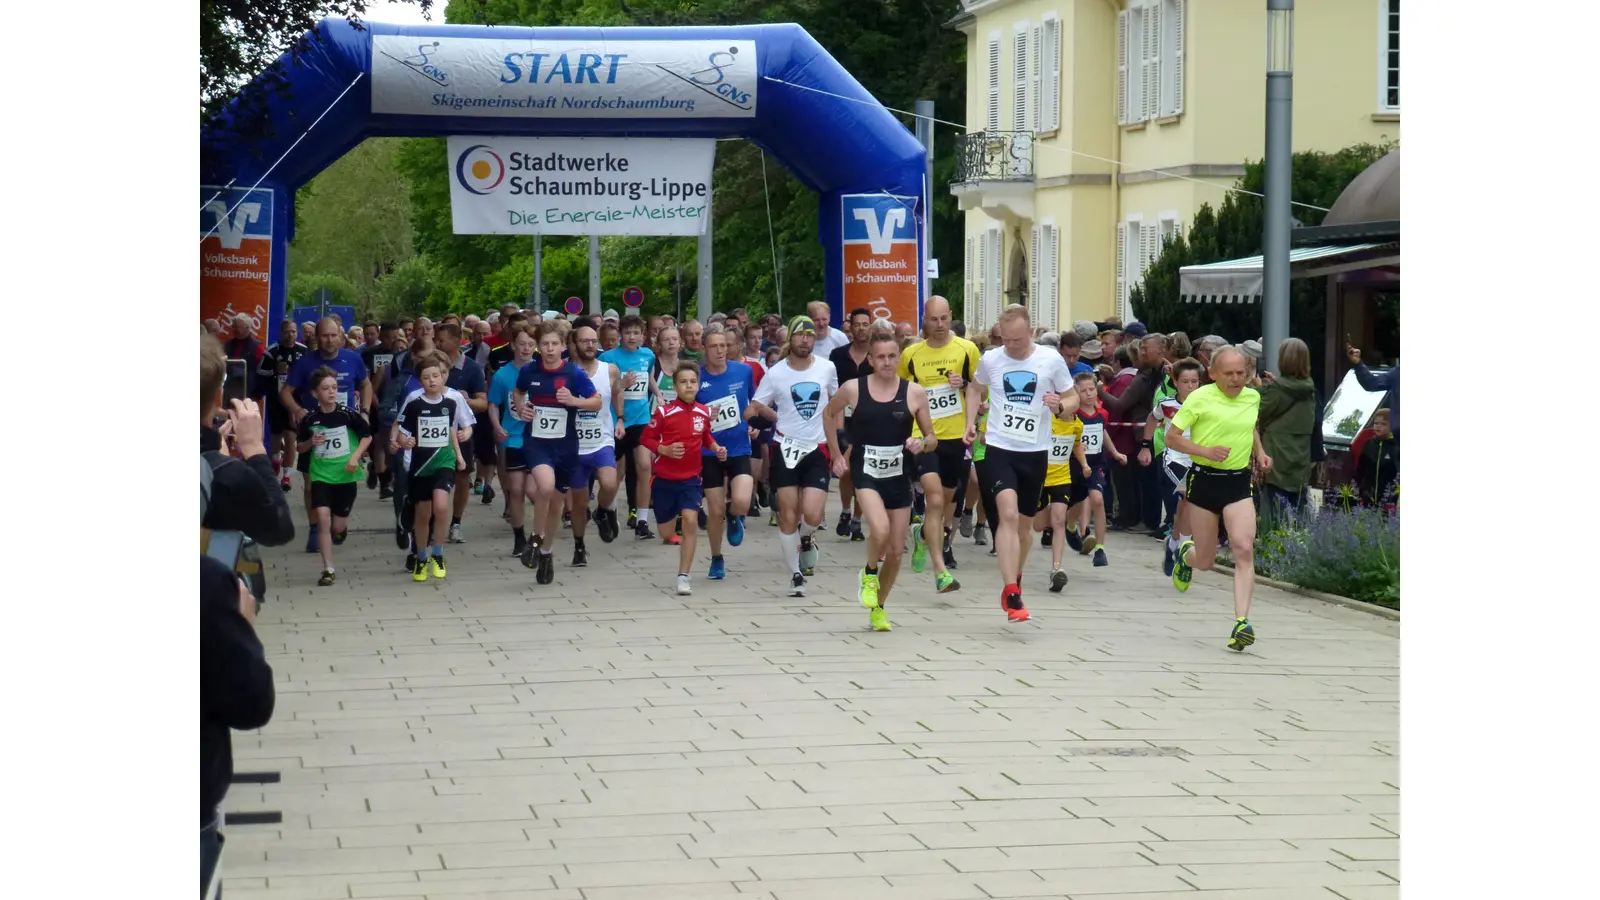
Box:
[1064,372,1127,566]
[642,360,727,595]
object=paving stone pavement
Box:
[223,489,1399,900]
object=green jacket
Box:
[1257,375,1317,493]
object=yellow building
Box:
[949,0,1401,332]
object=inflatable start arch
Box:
[201,19,928,339]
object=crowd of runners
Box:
[218,298,1279,652]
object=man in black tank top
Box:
[824,333,937,633]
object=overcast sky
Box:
[362,0,450,26]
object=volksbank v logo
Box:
[852,206,907,255]
[203,199,262,250]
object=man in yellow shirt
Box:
[1034,410,1089,593]
[897,297,980,594]
[1166,347,1273,651]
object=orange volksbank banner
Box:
[841,193,921,328]
[201,186,274,343]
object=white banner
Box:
[373,36,758,119]
[447,136,715,236]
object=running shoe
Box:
[858,569,881,609]
[1040,526,1053,548]
[404,550,416,572]
[973,524,989,545]
[1162,542,1176,577]
[481,484,496,505]
[799,535,819,576]
[910,523,927,573]
[511,533,527,559]
[318,570,335,587]
[562,510,572,529]
[1171,540,1194,592]
[379,484,394,500]
[769,511,778,527]
[789,572,806,597]
[1093,548,1108,567]
[536,552,555,585]
[1048,568,1068,593]
[850,520,864,542]
[677,574,693,596]
[836,511,852,537]
[1228,618,1256,652]
[1001,585,1029,622]
[521,534,540,570]
[280,474,292,492]
[635,521,653,540]
[448,523,465,544]
[943,542,958,570]
[727,514,745,547]
[472,479,484,495]
[869,607,891,632]
[596,508,618,543]
[430,554,447,579]
[958,510,974,538]
[708,555,727,580]
[304,524,319,553]
[1064,524,1084,553]
[411,555,428,582]
[664,533,682,546]
[935,570,960,593]
[331,529,348,546]
[367,469,378,490]
[572,542,588,567]
[627,508,638,528]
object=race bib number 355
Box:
[576,411,606,454]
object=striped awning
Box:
[1179,242,1399,303]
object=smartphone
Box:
[224,359,249,406]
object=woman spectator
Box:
[1255,337,1318,518]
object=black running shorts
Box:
[1184,465,1253,515]
[982,446,1049,518]
[310,480,358,518]
[914,440,968,489]
[771,446,830,492]
[701,454,752,491]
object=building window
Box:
[1118,7,1147,125]
[1013,25,1030,132]
[1381,0,1400,110]
[1041,15,1061,132]
[1159,0,1184,118]
[987,32,1002,132]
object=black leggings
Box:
[971,455,1000,530]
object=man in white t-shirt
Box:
[807,300,850,359]
[748,315,840,596]
[963,307,1079,623]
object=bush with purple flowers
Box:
[1252,502,1400,607]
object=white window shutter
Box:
[1140,223,1158,275]
[1115,224,1128,317]
[1042,224,1060,332]
[1116,12,1129,125]
[1143,3,1160,122]
[1013,28,1029,132]
[1029,225,1042,321]
[1044,18,1062,132]
[965,236,975,316]
[987,35,1002,133]
[974,234,986,325]
[989,230,1003,326]
[1170,0,1185,116]
[1030,24,1043,131]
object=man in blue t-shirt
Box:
[696,327,758,581]
[514,324,602,585]
[488,324,537,559]
[1055,331,1096,378]
[281,316,372,552]
[599,315,664,536]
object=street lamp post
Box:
[1262,0,1294,375]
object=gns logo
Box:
[203,200,262,250]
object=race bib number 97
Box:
[533,407,569,440]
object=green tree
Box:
[287,272,358,309]
[288,139,417,315]
[1131,140,1396,386]
[374,258,447,321]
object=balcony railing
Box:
[954,131,1035,183]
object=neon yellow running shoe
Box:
[430,554,447,579]
[858,569,881,609]
[1171,540,1194,592]
[910,523,927,573]
[869,607,891,631]
[935,570,960,593]
[1228,617,1256,651]
[411,556,428,582]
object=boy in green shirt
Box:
[295,367,373,586]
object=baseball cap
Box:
[1239,339,1264,360]
[1073,320,1098,341]
[787,315,817,337]
[1124,322,1148,338]
[602,308,619,322]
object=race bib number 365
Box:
[926,383,962,419]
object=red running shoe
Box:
[1001,584,1029,622]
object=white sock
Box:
[1167,536,1180,551]
[1179,533,1192,547]
[640,509,651,525]
[779,529,801,574]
